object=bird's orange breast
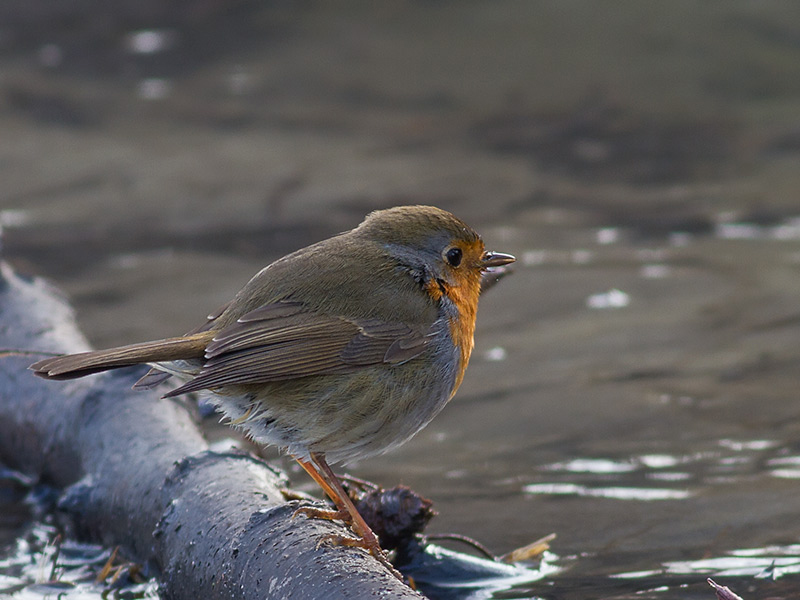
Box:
[424,275,480,396]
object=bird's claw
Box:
[315,532,363,550]
[316,533,402,579]
[294,504,402,580]
[292,505,350,522]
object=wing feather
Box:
[164,301,435,397]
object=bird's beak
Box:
[479,251,515,293]
[481,251,516,268]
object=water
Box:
[2,2,800,598]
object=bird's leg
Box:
[292,452,401,578]
[292,455,352,524]
[293,452,381,549]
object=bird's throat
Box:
[425,277,479,395]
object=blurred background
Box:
[2,2,800,598]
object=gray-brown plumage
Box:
[32,205,513,464]
[30,205,514,570]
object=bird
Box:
[31,205,515,573]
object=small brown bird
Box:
[31,205,514,571]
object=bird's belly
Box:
[211,345,460,464]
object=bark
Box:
[0,261,422,599]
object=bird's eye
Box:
[445,247,463,267]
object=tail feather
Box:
[30,331,214,380]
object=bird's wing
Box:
[163,301,434,397]
[133,300,236,389]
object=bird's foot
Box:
[316,532,402,579]
[294,503,402,580]
[292,505,349,522]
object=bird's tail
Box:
[30,331,214,380]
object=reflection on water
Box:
[617,543,800,581]
[523,482,691,501]
[768,456,800,480]
[715,217,800,241]
[124,30,178,56]
[585,288,630,309]
[522,440,800,504]
[0,521,158,599]
[666,544,800,580]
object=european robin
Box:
[31,205,515,574]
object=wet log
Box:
[0,262,421,599]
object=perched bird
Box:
[31,205,514,572]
